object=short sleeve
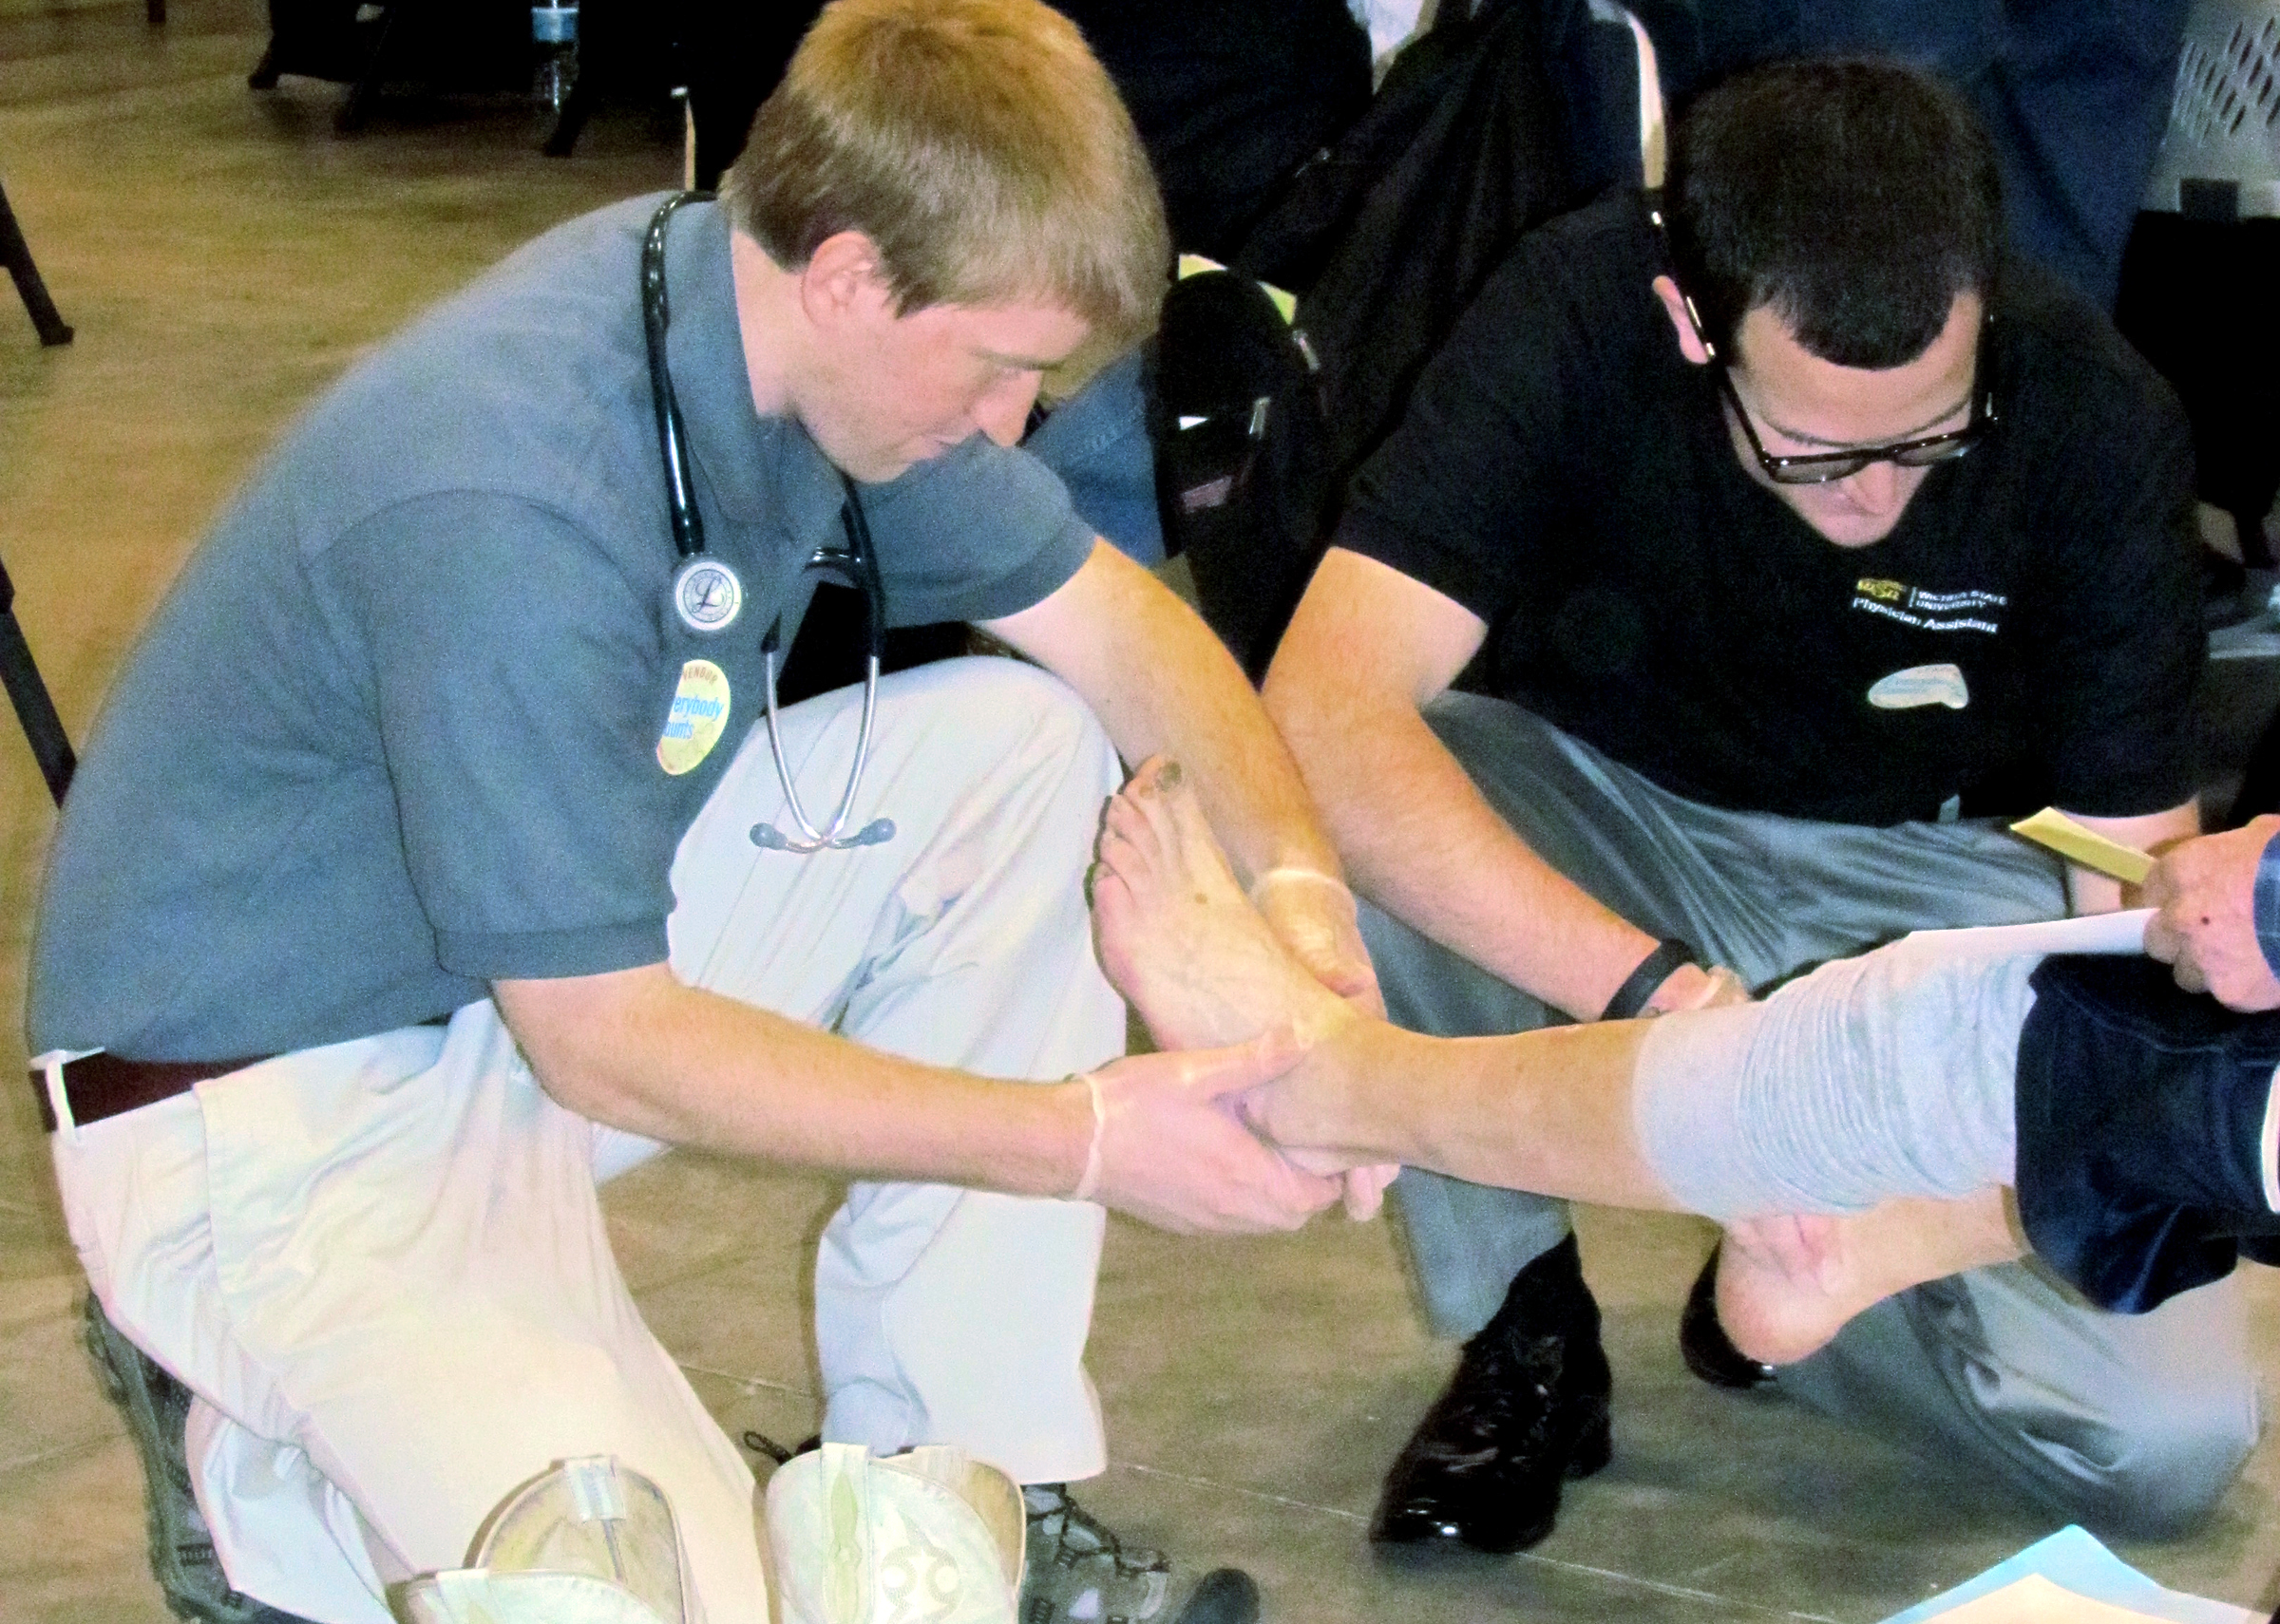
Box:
[329,492,680,981]
[860,439,1098,626]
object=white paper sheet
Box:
[1898,909,2153,958]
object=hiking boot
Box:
[1019,1483,1170,1624]
[83,1294,317,1624]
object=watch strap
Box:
[1601,937,1699,1022]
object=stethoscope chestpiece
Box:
[672,555,744,634]
[643,191,893,857]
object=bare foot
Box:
[1714,1190,2026,1365]
[1092,757,1353,1054]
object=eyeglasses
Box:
[1716,350,1996,486]
[1646,204,2000,487]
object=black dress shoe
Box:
[1678,1244,1776,1389]
[1372,1235,1612,1554]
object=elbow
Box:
[519,1045,619,1125]
[490,966,670,1134]
[499,1013,616,1125]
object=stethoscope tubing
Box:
[642,192,709,562]
[642,191,893,854]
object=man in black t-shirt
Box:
[1264,59,2252,1551]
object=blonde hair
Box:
[721,0,1169,362]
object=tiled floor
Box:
[0,6,2274,1621]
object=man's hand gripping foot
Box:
[1090,757,1399,1218]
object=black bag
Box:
[1163,0,1652,676]
[1149,271,1331,680]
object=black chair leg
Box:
[542,71,595,157]
[146,0,165,25]
[0,556,76,806]
[334,7,404,134]
[0,182,72,348]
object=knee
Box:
[926,657,1112,769]
[882,658,1116,811]
[2039,1384,2259,1538]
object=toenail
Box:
[1159,761,1184,788]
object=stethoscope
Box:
[642,192,894,854]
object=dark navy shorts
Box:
[2016,955,2280,1313]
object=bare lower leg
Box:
[1716,1188,2026,1366]
[1091,764,1669,1204]
[1260,1021,1672,1206]
[1091,765,2032,1361]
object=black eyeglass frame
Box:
[1712,322,1998,486]
[1646,201,2001,487]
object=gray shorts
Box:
[1631,932,2045,1220]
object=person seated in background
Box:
[1088,764,2274,1528]
[1258,55,2237,1552]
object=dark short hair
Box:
[1665,58,2001,368]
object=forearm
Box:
[496,965,1090,1197]
[1027,551,1338,881]
[1267,672,1660,1020]
[1101,632,1338,883]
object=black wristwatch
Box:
[1601,937,1699,1022]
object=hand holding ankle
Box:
[1085,1029,1340,1234]
[1250,867,1385,1018]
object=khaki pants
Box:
[48,658,1128,1623]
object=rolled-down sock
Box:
[1631,935,2041,1221]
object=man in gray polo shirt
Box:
[25,4,1383,1620]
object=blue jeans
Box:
[1024,349,1163,566]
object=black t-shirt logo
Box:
[1851,577,2004,635]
